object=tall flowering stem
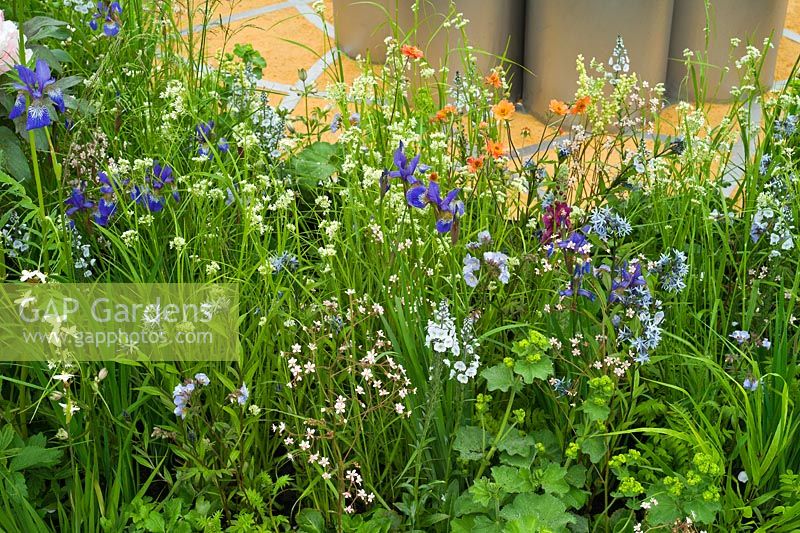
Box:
[13,0,50,268]
[28,126,49,266]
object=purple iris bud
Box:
[379,170,390,198]
[218,138,229,153]
[743,377,759,392]
[578,288,596,300]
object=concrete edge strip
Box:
[181,1,295,36]
[288,0,336,38]
[279,48,339,111]
[255,79,296,94]
[783,28,800,44]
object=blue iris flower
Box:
[387,142,429,185]
[131,162,179,212]
[406,179,464,233]
[90,2,123,37]
[65,186,95,217]
[98,171,115,194]
[196,121,229,160]
[65,173,119,227]
[9,60,65,131]
[609,262,647,303]
[150,161,174,190]
[559,262,596,301]
[131,186,166,212]
[555,230,591,253]
[196,120,214,142]
[94,197,117,226]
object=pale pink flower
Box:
[0,11,25,75]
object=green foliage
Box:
[1,1,799,532]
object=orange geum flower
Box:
[467,155,485,173]
[549,99,569,116]
[432,104,457,123]
[401,45,423,60]
[570,95,591,115]
[485,71,502,88]
[492,99,516,121]
[485,139,505,159]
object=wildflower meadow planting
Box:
[1,0,800,531]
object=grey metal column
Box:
[333,0,413,64]
[416,0,526,100]
[523,0,674,119]
[666,0,788,102]
[334,1,526,99]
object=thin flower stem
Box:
[475,380,517,480]
[28,129,50,269]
